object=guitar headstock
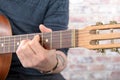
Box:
[78,21,120,53]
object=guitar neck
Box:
[0,29,79,54]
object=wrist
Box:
[40,55,59,74]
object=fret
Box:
[60,31,62,48]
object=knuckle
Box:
[21,46,26,51]
[29,41,34,46]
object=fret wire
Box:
[60,31,62,48]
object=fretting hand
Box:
[16,24,59,72]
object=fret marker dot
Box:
[1,43,4,47]
[17,42,20,45]
[45,39,48,43]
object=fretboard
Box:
[0,29,78,54]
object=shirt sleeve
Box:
[43,0,69,55]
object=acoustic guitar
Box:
[0,14,120,80]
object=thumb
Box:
[39,24,52,33]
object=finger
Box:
[29,35,46,56]
[16,40,36,67]
[16,40,29,66]
[39,24,52,32]
[17,40,28,53]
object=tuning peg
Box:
[111,48,120,54]
[96,22,103,26]
[111,48,117,52]
[109,21,117,24]
[97,49,105,54]
[118,50,120,54]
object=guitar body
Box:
[0,14,12,80]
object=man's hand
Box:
[16,24,58,71]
